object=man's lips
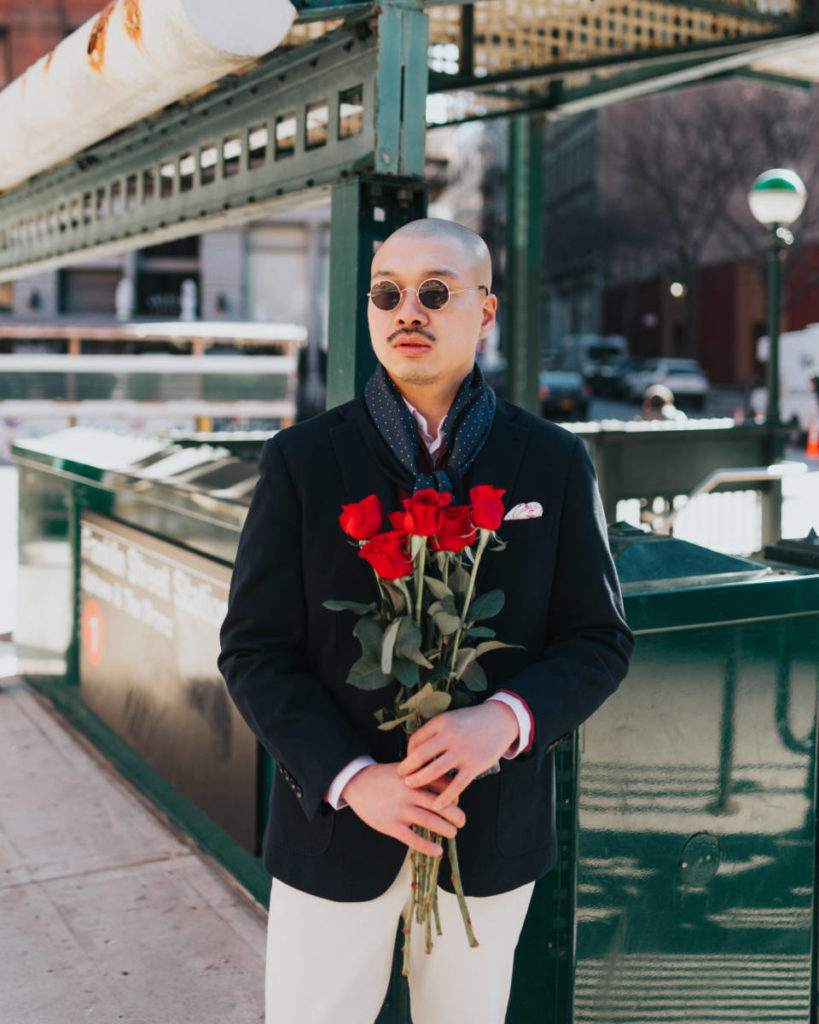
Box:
[390,330,435,351]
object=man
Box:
[219,218,633,1023]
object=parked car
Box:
[623,358,709,409]
[539,370,591,421]
[555,333,629,395]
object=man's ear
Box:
[479,294,498,338]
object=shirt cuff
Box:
[325,755,376,810]
[487,691,534,757]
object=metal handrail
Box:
[654,462,809,534]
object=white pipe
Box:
[0,0,296,192]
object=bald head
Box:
[380,218,492,291]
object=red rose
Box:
[399,489,452,536]
[469,485,506,531]
[339,494,384,541]
[432,506,477,552]
[358,530,413,580]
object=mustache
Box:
[388,327,436,344]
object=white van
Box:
[556,334,629,394]
[751,325,819,433]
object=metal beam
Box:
[0,19,379,282]
[427,30,819,125]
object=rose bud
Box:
[339,494,384,541]
[401,489,452,536]
[358,530,414,580]
[469,485,506,531]
[432,506,477,552]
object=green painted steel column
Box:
[507,738,578,1024]
[765,225,783,428]
[505,114,545,415]
[326,0,429,409]
[326,177,427,408]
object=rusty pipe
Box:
[0,0,296,192]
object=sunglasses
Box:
[367,278,488,312]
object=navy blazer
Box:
[218,396,633,901]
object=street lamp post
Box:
[747,168,808,426]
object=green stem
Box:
[403,851,417,976]
[448,529,490,683]
[448,835,479,948]
[414,537,427,628]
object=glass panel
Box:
[338,85,363,140]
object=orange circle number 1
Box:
[81,598,105,668]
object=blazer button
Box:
[295,786,303,799]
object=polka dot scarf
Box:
[363,362,496,498]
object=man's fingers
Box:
[432,772,471,810]
[402,752,459,789]
[397,738,443,777]
[406,806,458,839]
[397,825,442,857]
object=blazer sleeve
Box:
[218,437,371,822]
[501,435,634,756]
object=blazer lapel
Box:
[467,402,530,501]
[329,402,399,525]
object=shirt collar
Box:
[402,398,444,457]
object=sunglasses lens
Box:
[370,282,401,310]
[418,280,450,310]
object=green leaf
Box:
[474,640,523,657]
[398,682,451,720]
[395,617,422,659]
[323,599,377,615]
[417,690,451,719]
[449,565,471,593]
[410,534,425,559]
[408,649,435,669]
[467,589,505,622]
[429,596,458,617]
[381,617,401,675]
[490,538,507,553]
[353,617,384,662]
[453,647,478,679]
[392,656,420,688]
[382,582,406,615]
[378,711,416,731]
[347,656,392,691]
[466,626,496,639]
[424,576,453,600]
[461,660,488,692]
[432,610,462,636]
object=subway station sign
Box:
[79,510,257,853]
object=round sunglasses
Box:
[367,278,488,312]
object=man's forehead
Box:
[371,265,462,280]
[371,236,476,279]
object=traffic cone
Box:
[807,419,819,458]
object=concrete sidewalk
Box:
[0,665,266,1024]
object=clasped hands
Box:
[342,702,519,857]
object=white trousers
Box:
[265,854,534,1024]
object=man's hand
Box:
[397,703,519,810]
[341,762,466,856]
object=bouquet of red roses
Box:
[324,485,518,973]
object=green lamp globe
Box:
[748,168,807,227]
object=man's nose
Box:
[395,289,428,324]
